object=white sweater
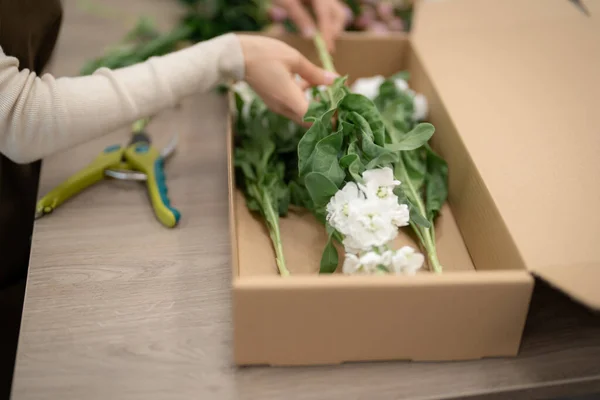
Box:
[0,33,245,163]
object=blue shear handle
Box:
[149,157,181,227]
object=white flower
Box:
[360,252,383,272]
[360,167,410,227]
[391,246,425,275]
[361,167,401,202]
[391,77,429,121]
[412,93,429,121]
[341,235,366,255]
[342,253,361,274]
[343,198,399,252]
[232,81,253,103]
[342,247,424,276]
[327,168,412,254]
[342,251,390,275]
[379,250,394,267]
[351,75,385,99]
[394,78,409,92]
[326,182,364,235]
[390,203,410,227]
[232,81,255,121]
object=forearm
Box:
[0,33,244,163]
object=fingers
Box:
[291,53,338,86]
[276,78,312,125]
[294,75,311,91]
[332,2,348,36]
[280,0,316,38]
[311,0,346,52]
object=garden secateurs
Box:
[34,119,181,228]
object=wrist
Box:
[216,33,246,82]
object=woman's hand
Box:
[237,34,337,125]
[271,0,348,52]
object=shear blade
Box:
[160,134,178,159]
[105,169,148,181]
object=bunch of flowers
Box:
[327,168,424,275]
[231,34,447,276]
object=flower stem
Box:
[253,185,290,276]
[313,32,339,109]
[313,33,336,74]
[386,120,443,273]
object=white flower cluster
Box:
[326,167,424,275]
[343,246,425,276]
[350,75,429,121]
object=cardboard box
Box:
[229,0,600,366]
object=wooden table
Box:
[11,1,600,399]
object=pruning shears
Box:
[35,119,181,228]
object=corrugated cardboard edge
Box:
[411,0,600,311]
[232,273,533,366]
[226,89,240,280]
[228,34,535,366]
[529,264,600,310]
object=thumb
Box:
[291,54,338,87]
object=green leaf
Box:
[391,71,411,81]
[289,180,312,209]
[277,185,291,216]
[340,94,386,145]
[297,119,327,174]
[381,98,412,135]
[306,132,345,186]
[425,146,449,220]
[236,160,256,181]
[402,148,427,193]
[385,123,435,152]
[365,149,399,170]
[304,172,339,208]
[339,153,364,183]
[409,202,431,228]
[304,100,328,121]
[328,76,350,108]
[346,111,374,140]
[320,236,339,274]
[394,186,431,228]
[246,198,260,212]
[359,130,394,165]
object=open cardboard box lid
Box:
[410,0,600,309]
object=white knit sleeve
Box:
[0,33,245,163]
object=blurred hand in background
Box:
[270,0,349,51]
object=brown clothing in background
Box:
[0,0,63,286]
[0,0,64,397]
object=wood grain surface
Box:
[11,1,600,399]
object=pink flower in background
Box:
[268,6,287,22]
[343,5,354,27]
[367,21,389,35]
[387,17,405,32]
[376,1,395,21]
[355,6,376,29]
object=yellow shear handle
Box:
[35,146,124,217]
[124,143,180,228]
